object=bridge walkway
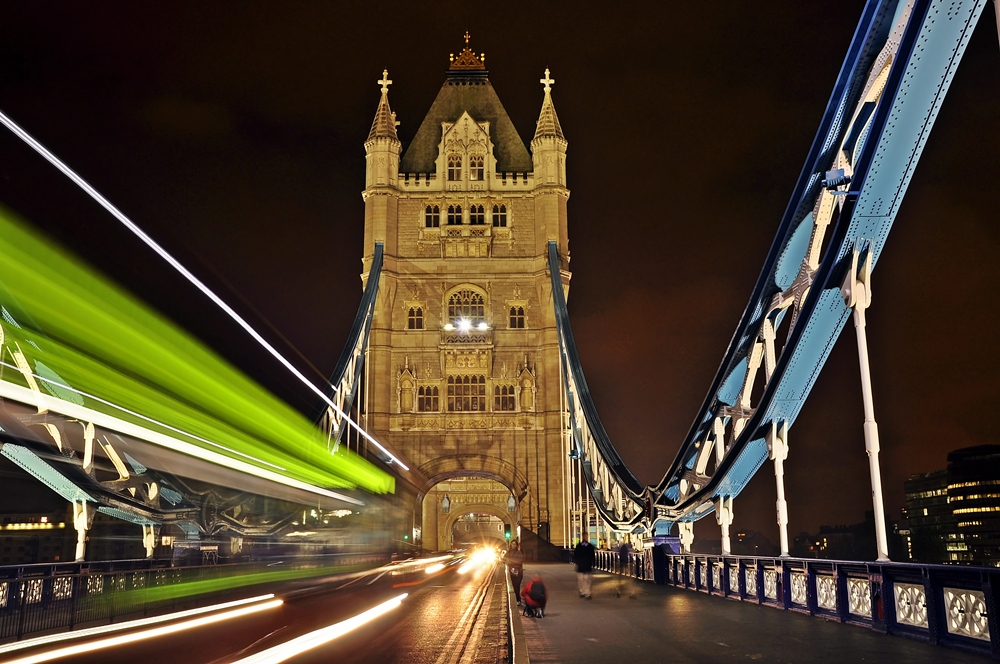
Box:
[516,563,986,663]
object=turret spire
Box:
[533,68,565,142]
[368,69,400,142]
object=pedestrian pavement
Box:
[516,562,988,663]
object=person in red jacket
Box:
[521,574,547,618]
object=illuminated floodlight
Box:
[443,323,455,331]
[457,318,472,333]
[0,594,276,657]
[477,321,489,331]
[232,594,407,663]
[5,599,282,664]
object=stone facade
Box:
[359,50,571,550]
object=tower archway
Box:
[419,457,527,551]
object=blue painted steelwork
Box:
[316,242,383,447]
[551,0,989,531]
[548,243,645,529]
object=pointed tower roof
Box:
[368,69,399,142]
[533,68,565,142]
[399,35,533,174]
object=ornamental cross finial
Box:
[378,69,392,94]
[540,68,555,92]
[464,31,471,45]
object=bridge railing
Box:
[0,552,389,642]
[594,548,1000,657]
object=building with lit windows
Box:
[902,446,1000,565]
[356,37,570,554]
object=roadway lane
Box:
[12,555,504,664]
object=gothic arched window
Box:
[509,306,525,329]
[447,375,486,411]
[447,155,462,181]
[447,204,463,226]
[448,289,486,326]
[418,386,439,412]
[470,204,485,226]
[407,307,423,330]
[492,204,507,227]
[424,205,440,228]
[469,155,485,181]
[494,385,516,411]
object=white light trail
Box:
[232,593,407,663]
[4,599,283,664]
[0,378,363,505]
[0,594,277,657]
[0,109,408,471]
[0,359,285,471]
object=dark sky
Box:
[1,2,998,543]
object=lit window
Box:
[469,155,485,180]
[408,307,423,330]
[418,386,439,412]
[470,204,485,225]
[424,205,440,228]
[448,290,485,326]
[447,204,463,225]
[509,306,525,329]
[447,375,486,411]
[448,155,462,181]
[494,385,516,411]
[492,204,507,227]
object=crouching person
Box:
[521,574,547,618]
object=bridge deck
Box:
[517,563,986,663]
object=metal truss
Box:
[548,243,647,531]
[553,0,989,535]
[317,242,383,451]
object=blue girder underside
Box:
[551,0,988,529]
[313,242,383,436]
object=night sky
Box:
[1,2,998,544]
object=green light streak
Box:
[0,207,393,494]
[111,562,374,605]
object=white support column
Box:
[72,501,90,562]
[716,496,734,555]
[142,524,156,558]
[678,521,694,554]
[841,249,890,562]
[767,421,791,557]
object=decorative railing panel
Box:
[790,572,808,606]
[848,577,871,618]
[816,575,837,611]
[745,566,757,598]
[944,588,989,641]
[764,568,778,600]
[591,552,1000,658]
[894,582,928,628]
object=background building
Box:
[902,445,1000,565]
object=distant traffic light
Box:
[403,534,409,540]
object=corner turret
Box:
[363,70,402,260]
[530,69,569,258]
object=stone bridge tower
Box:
[360,38,570,553]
